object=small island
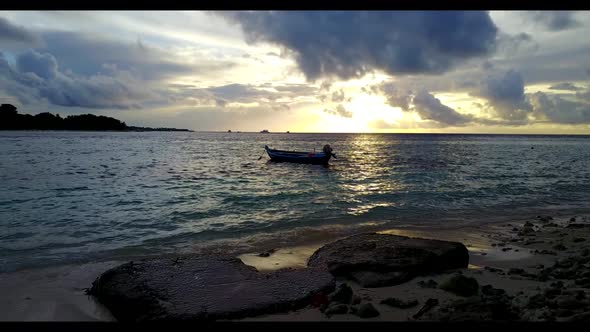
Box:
[0,104,192,132]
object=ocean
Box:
[1,131,589,272]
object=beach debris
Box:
[87,255,334,322]
[307,233,469,288]
[328,283,353,304]
[439,274,479,297]
[553,244,567,251]
[570,217,576,222]
[573,238,586,243]
[355,303,380,318]
[412,298,439,319]
[380,297,419,309]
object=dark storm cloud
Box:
[219,11,498,81]
[411,90,472,126]
[377,82,472,126]
[549,82,582,91]
[0,17,40,48]
[15,50,59,80]
[0,50,154,109]
[471,69,532,121]
[525,11,581,31]
[528,92,590,124]
[324,104,352,118]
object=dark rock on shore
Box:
[356,303,380,318]
[328,283,353,304]
[307,233,468,287]
[430,291,519,321]
[88,255,334,321]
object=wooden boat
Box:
[265,144,335,165]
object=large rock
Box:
[88,255,334,322]
[307,233,468,287]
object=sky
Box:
[1,11,590,134]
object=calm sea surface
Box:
[1,131,589,272]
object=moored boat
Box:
[264,144,335,165]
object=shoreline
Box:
[1,213,589,321]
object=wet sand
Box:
[1,213,589,321]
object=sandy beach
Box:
[1,213,589,321]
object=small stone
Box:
[527,294,547,309]
[553,244,567,251]
[439,274,479,297]
[508,268,526,275]
[324,303,349,316]
[417,279,438,288]
[484,266,504,274]
[573,238,586,243]
[380,297,419,309]
[356,303,380,318]
[481,285,506,297]
[502,247,512,252]
[570,217,576,222]
[540,250,557,255]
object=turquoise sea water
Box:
[1,131,589,272]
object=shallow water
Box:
[1,131,589,272]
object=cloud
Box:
[331,89,345,103]
[0,17,40,48]
[471,69,532,121]
[167,82,318,111]
[377,82,471,126]
[220,11,498,81]
[524,11,581,31]
[548,82,582,91]
[377,83,413,111]
[324,104,353,118]
[411,90,472,126]
[495,32,539,57]
[528,91,590,124]
[15,50,59,80]
[1,50,156,109]
[37,31,233,80]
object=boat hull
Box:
[265,147,331,165]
